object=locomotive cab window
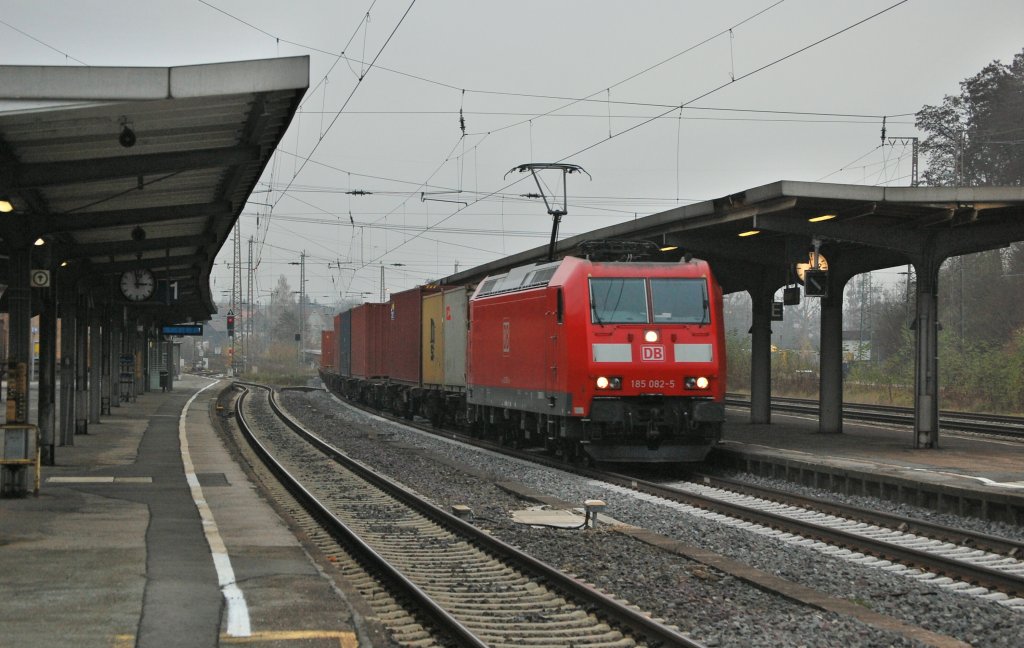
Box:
[651,278,709,324]
[590,278,649,324]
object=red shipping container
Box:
[384,286,438,384]
[320,329,336,371]
[350,303,388,379]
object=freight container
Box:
[421,292,445,386]
[320,329,336,371]
[442,286,469,389]
[336,310,352,378]
[385,286,438,384]
[351,303,388,378]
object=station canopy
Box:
[444,181,1024,294]
[0,56,309,323]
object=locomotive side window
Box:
[651,278,709,324]
[590,278,649,323]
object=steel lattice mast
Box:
[230,222,242,375]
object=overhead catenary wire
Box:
[326,2,801,280]
[357,0,913,277]
[562,1,912,164]
[271,0,418,211]
[207,0,918,298]
[211,0,915,262]
[0,18,88,65]
[199,0,379,112]
[204,0,413,272]
[292,109,915,124]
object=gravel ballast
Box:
[279,388,1020,647]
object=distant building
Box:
[842,329,872,362]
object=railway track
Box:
[625,476,1024,602]
[725,394,1024,438]
[234,382,705,647]
[307,385,1024,607]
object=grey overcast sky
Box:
[3,1,1023,304]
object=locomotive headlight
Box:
[644,330,659,343]
[596,376,610,389]
[595,376,622,390]
[685,376,711,390]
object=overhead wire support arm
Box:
[505,163,591,261]
[420,191,468,207]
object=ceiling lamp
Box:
[0,198,13,213]
[808,214,836,223]
[34,237,45,246]
[738,230,761,237]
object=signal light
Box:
[227,313,235,337]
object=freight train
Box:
[319,252,726,464]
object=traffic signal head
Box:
[226,314,235,336]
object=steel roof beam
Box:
[75,234,214,258]
[43,202,233,232]
[89,253,208,275]
[753,213,919,254]
[5,146,260,189]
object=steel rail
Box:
[234,384,489,648]
[304,386,1024,597]
[691,473,1024,557]
[266,384,705,647]
[592,471,1024,597]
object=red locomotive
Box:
[320,253,725,464]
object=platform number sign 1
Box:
[803,270,828,298]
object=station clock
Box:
[119,268,156,302]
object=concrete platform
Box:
[711,406,1024,524]
[0,374,366,648]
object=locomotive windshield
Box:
[590,277,709,324]
[651,278,709,324]
[590,278,649,323]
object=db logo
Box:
[640,345,665,361]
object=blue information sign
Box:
[162,324,203,336]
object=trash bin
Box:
[159,371,169,392]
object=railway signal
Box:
[803,270,828,297]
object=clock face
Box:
[120,269,156,302]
